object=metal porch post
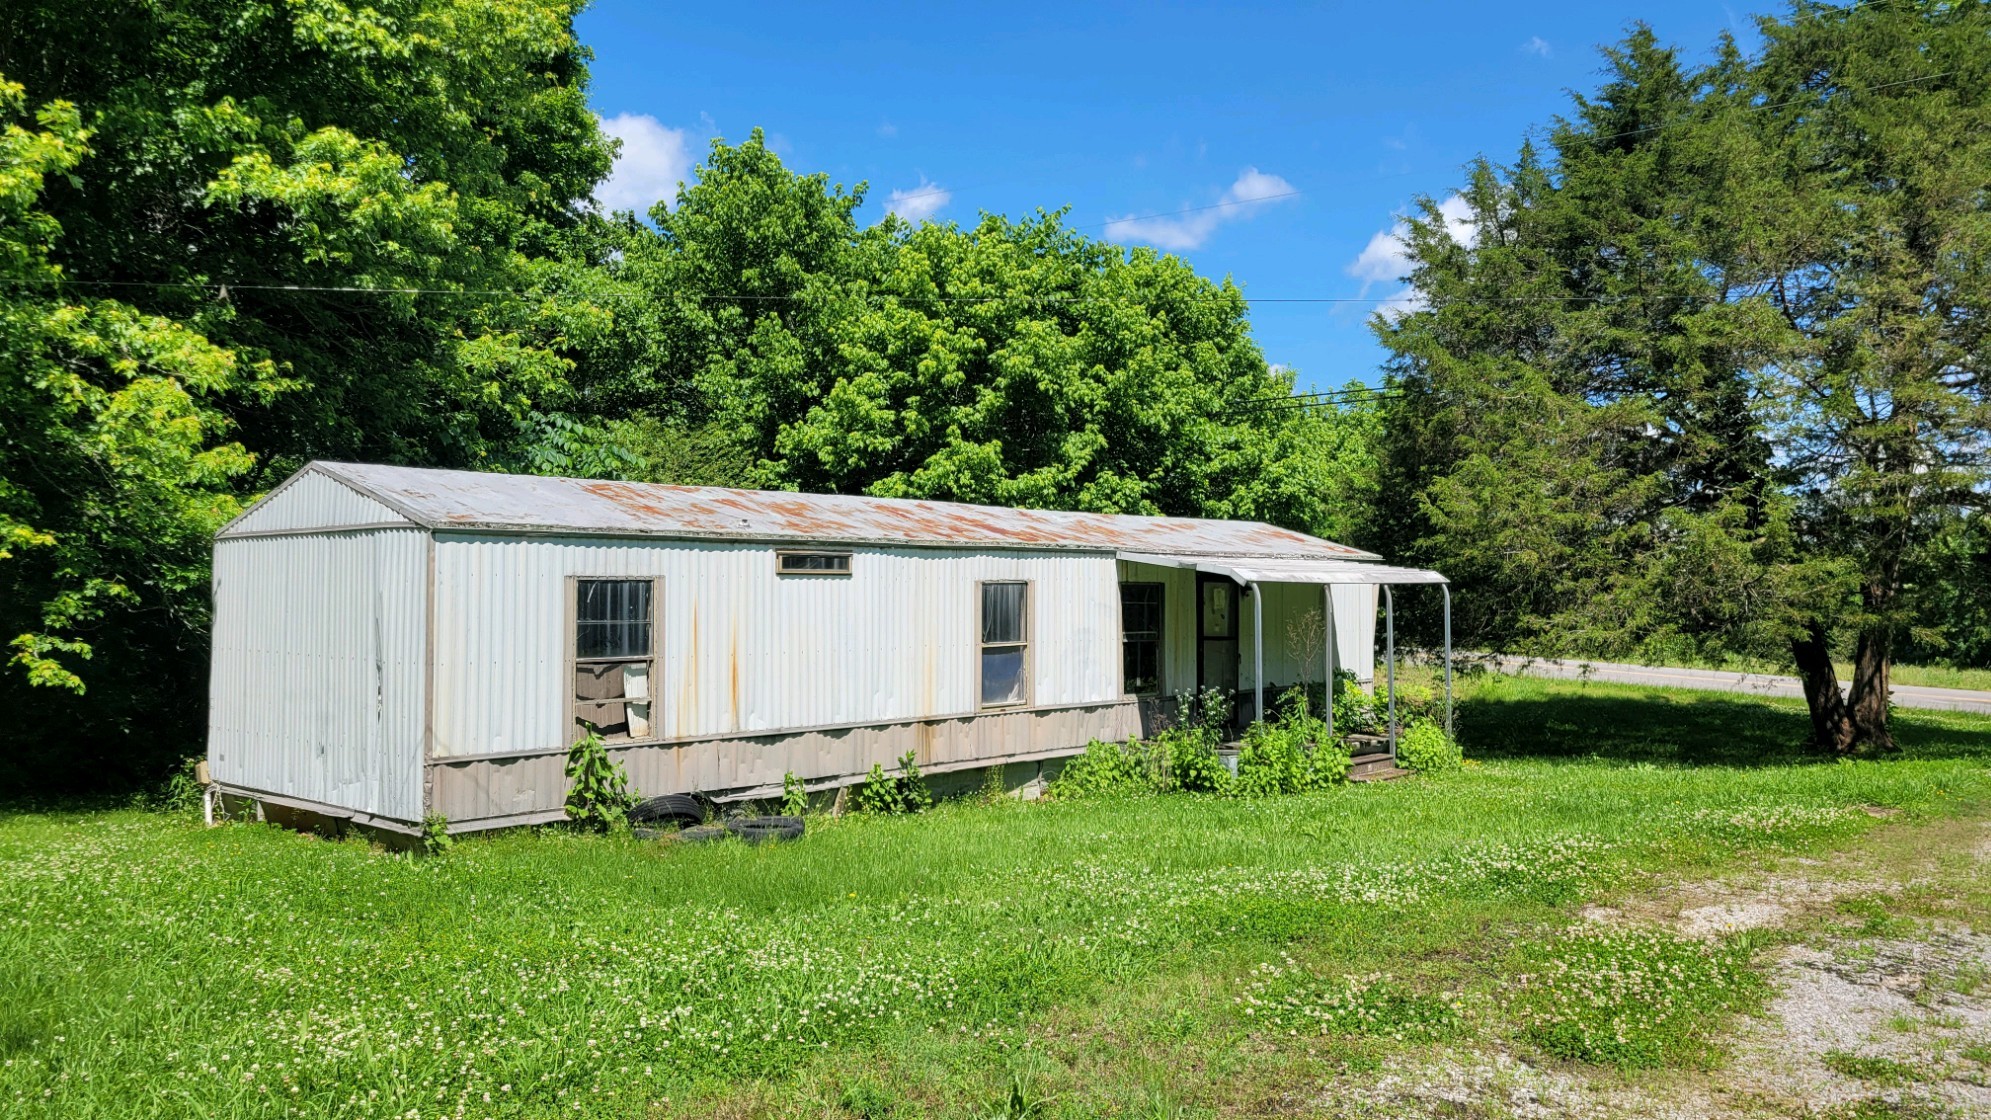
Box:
[1384,585,1397,759]
[1251,581,1264,727]
[1323,584,1335,739]
[1442,583,1454,740]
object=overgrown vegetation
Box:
[564,728,638,832]
[0,0,1377,795]
[1396,718,1462,774]
[2,678,1985,1117]
[850,750,934,815]
[780,771,810,816]
[1052,683,1450,798]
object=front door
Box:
[1196,575,1239,707]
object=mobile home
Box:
[207,462,1447,835]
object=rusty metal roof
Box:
[231,462,1380,560]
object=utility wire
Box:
[0,274,1640,306]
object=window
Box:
[979,581,1029,708]
[1120,583,1163,696]
[777,551,851,575]
[571,578,656,742]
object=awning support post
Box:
[1251,581,1264,728]
[1384,585,1397,760]
[1442,583,1454,740]
[1323,584,1335,739]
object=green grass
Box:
[2,676,1988,1118]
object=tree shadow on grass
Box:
[1457,679,1991,768]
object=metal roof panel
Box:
[240,462,1381,560]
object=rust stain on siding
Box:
[677,604,699,738]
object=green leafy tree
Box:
[0,78,282,783]
[626,132,1375,533]
[0,0,638,788]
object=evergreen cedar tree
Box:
[1373,2,1990,753]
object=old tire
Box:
[675,824,731,844]
[629,793,707,828]
[725,815,805,844]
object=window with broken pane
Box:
[573,578,656,742]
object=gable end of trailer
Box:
[221,466,420,537]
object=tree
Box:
[1747,1,1991,751]
[627,132,1375,535]
[0,0,635,788]
[1372,4,1990,752]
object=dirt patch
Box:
[1316,1050,1698,1120]
[1350,814,1991,1118]
[1677,900,1793,939]
[1722,930,1991,1116]
[1582,871,1888,940]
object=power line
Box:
[1234,384,1392,406]
[1,274,1636,306]
[1228,393,1403,417]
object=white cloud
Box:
[1521,35,1551,57]
[1345,194,1476,315]
[885,178,951,224]
[596,113,694,216]
[876,120,898,138]
[1104,167,1298,251]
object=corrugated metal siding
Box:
[1333,584,1379,683]
[431,701,1140,819]
[225,470,413,535]
[430,535,1122,759]
[1241,582,1378,688]
[207,529,427,821]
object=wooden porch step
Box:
[1348,751,1409,783]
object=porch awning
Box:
[1116,551,1448,586]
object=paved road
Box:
[1488,656,1991,716]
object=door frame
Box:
[1194,573,1240,697]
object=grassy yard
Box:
[3,677,1989,1119]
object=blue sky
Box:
[577,1,1762,394]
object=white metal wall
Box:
[429,535,1124,759]
[1242,582,1379,688]
[226,469,412,534]
[207,529,428,821]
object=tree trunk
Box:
[1844,576,1899,753]
[1791,621,1855,753]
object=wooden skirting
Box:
[428,700,1140,826]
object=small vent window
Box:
[777,551,852,575]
